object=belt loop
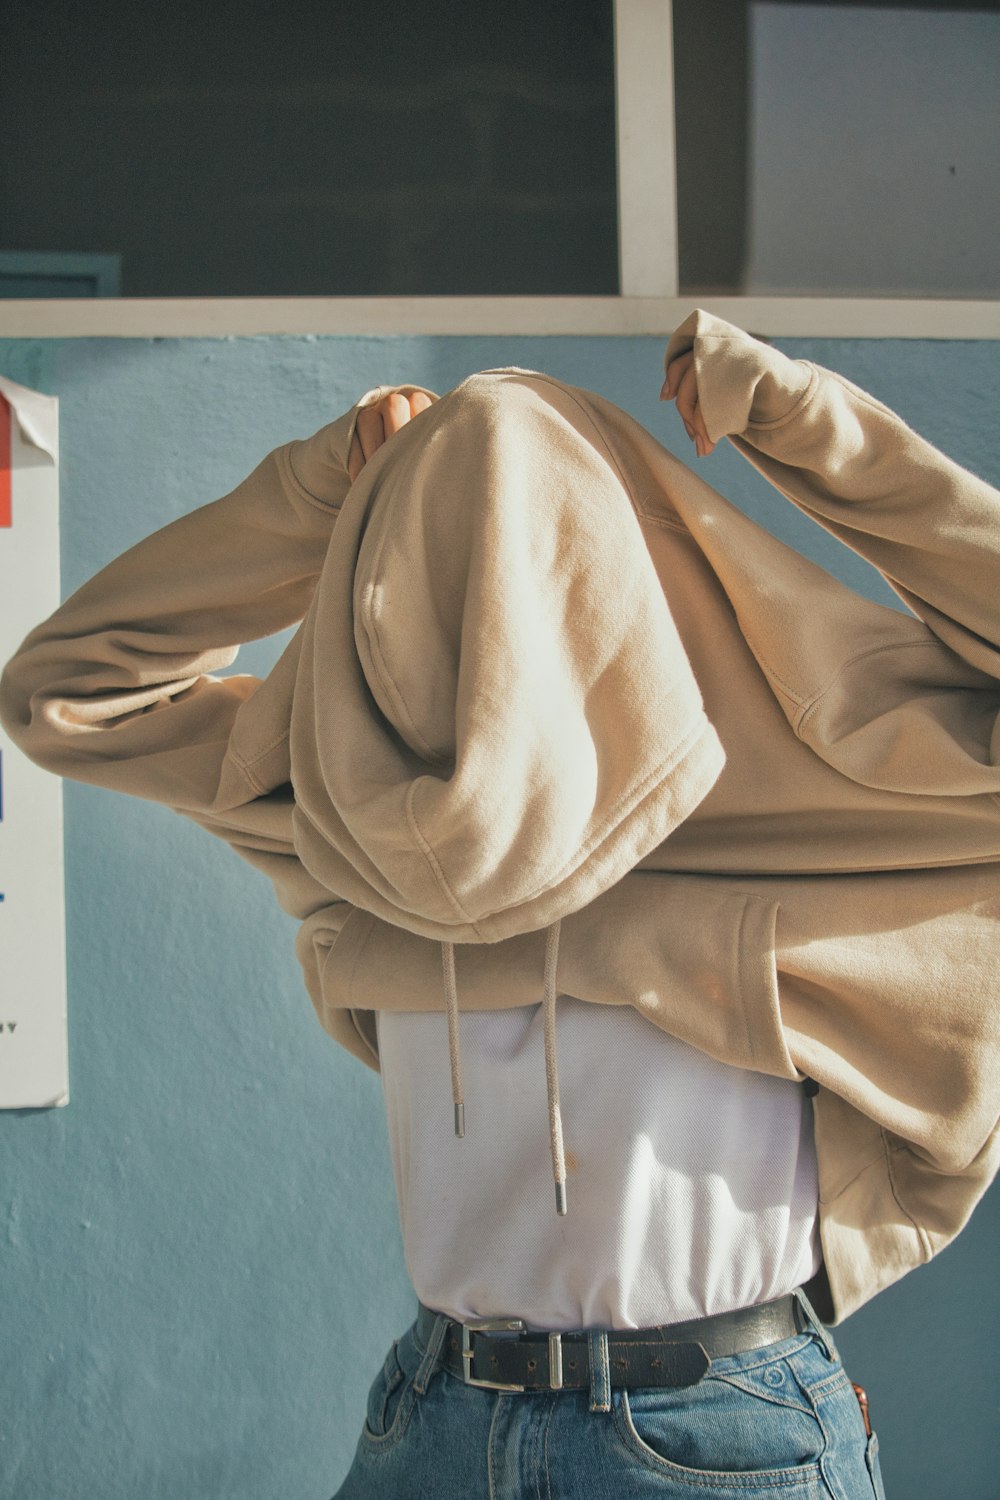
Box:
[794,1287,838,1363]
[587,1328,611,1412]
[548,1331,564,1391]
[413,1312,449,1395]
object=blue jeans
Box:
[332,1304,887,1498]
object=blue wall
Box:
[1,330,997,1500]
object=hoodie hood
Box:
[284,369,728,1215]
[287,369,725,946]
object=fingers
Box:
[347,432,366,482]
[379,391,417,440]
[677,365,715,457]
[348,406,382,482]
[347,388,437,482]
[660,349,693,403]
[660,350,715,457]
[408,390,434,418]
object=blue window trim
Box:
[0,251,121,298]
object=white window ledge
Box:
[0,296,997,340]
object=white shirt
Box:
[376,996,822,1331]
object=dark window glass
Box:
[0,0,618,296]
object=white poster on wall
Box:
[0,376,68,1108]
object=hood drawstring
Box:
[439,920,568,1216]
[441,940,465,1139]
[542,920,567,1215]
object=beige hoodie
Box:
[2,311,998,1321]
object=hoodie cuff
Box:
[664,309,814,443]
[287,384,440,509]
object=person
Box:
[2,311,998,1499]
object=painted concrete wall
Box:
[0,330,997,1499]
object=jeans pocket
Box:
[613,1352,826,1483]
[362,1329,419,1446]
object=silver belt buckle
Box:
[461,1317,527,1392]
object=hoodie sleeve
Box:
[0,385,433,822]
[664,309,1000,684]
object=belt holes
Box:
[651,1358,662,1368]
[527,1359,536,1371]
[568,1360,578,1370]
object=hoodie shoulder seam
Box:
[794,637,949,734]
[229,728,291,795]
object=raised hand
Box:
[348,389,437,482]
[660,349,716,458]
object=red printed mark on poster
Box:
[0,394,11,527]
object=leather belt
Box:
[417,1293,803,1393]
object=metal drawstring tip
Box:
[555,1181,567,1216]
[454,1102,465,1138]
